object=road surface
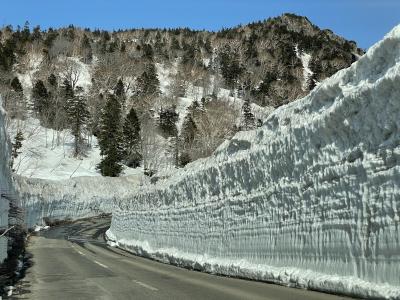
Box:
[15,217,353,300]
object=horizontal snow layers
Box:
[0,97,12,263]
[16,174,143,228]
[108,25,400,299]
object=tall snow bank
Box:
[16,174,145,228]
[107,25,400,299]
[0,97,14,263]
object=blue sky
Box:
[1,0,399,49]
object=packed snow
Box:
[16,173,147,228]
[0,96,14,263]
[106,25,400,299]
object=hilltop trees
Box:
[0,16,362,177]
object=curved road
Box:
[15,217,353,300]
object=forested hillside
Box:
[0,13,363,177]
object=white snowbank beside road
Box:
[0,97,14,263]
[107,25,400,299]
[16,173,146,228]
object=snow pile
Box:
[107,25,400,299]
[16,173,146,228]
[0,96,14,263]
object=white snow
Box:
[68,57,92,92]
[0,96,14,263]
[295,45,314,91]
[106,25,400,299]
[33,225,50,232]
[7,117,141,180]
[17,54,43,91]
[16,173,147,228]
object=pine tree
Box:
[11,77,23,92]
[11,130,24,171]
[65,94,89,157]
[123,107,141,167]
[97,93,124,177]
[179,113,197,167]
[136,63,160,97]
[48,73,57,87]
[241,99,255,130]
[158,107,178,137]
[62,79,74,100]
[32,80,49,121]
[114,79,126,112]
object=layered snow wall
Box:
[0,97,13,263]
[16,174,144,228]
[107,26,400,299]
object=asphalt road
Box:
[15,217,353,300]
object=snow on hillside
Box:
[107,25,400,299]
[155,63,273,133]
[17,54,43,91]
[295,45,313,91]
[7,117,140,180]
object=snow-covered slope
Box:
[0,97,14,263]
[107,26,400,299]
[8,118,141,180]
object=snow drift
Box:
[0,97,14,263]
[107,26,400,299]
[16,174,144,228]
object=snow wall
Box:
[0,97,13,263]
[107,26,400,299]
[16,175,143,228]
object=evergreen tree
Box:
[114,78,126,112]
[245,31,258,59]
[48,73,57,87]
[32,80,49,120]
[123,108,142,167]
[97,94,124,177]
[158,107,178,137]
[142,44,154,60]
[65,94,89,157]
[114,78,125,98]
[11,130,24,171]
[219,45,243,89]
[0,38,16,71]
[80,34,93,63]
[11,77,23,92]
[179,113,197,167]
[241,99,255,130]
[136,63,160,97]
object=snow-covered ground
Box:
[295,45,313,91]
[156,63,272,133]
[7,117,141,180]
[107,25,400,299]
[0,96,14,263]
